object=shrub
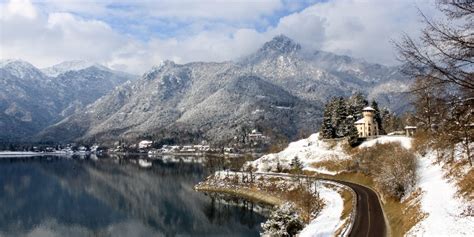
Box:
[290,156,303,174]
[351,143,417,200]
[261,202,304,237]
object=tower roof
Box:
[362,106,375,111]
[355,118,365,124]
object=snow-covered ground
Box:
[246,133,473,236]
[300,182,346,237]
[407,151,474,236]
[359,135,412,149]
[0,151,41,157]
[245,133,349,174]
[0,151,73,158]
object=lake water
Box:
[0,155,266,237]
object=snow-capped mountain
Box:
[0,59,46,79]
[0,60,136,142]
[39,35,412,144]
[41,60,108,77]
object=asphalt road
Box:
[250,172,388,237]
[336,180,387,237]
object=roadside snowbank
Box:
[407,152,474,236]
[359,136,412,150]
[245,133,349,173]
[299,183,345,237]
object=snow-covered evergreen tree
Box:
[334,97,348,137]
[347,122,360,146]
[261,202,304,237]
[320,105,335,138]
[371,100,385,134]
[320,93,384,139]
[348,92,368,119]
[290,156,303,173]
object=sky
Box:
[0,0,440,74]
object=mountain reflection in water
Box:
[0,155,266,236]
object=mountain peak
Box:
[0,59,36,68]
[0,59,44,79]
[42,60,108,77]
[260,35,301,54]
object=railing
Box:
[205,171,358,237]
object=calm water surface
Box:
[0,155,266,236]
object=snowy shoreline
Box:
[0,151,72,158]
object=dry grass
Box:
[310,159,352,172]
[443,159,474,201]
[326,140,338,149]
[457,169,474,200]
[382,189,425,237]
[411,131,432,155]
[338,188,354,220]
[196,185,284,206]
[283,187,323,222]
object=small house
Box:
[404,126,417,137]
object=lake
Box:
[0,155,267,237]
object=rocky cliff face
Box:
[38,35,411,144]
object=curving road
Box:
[335,180,387,237]
[248,172,387,237]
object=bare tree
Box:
[396,1,473,165]
[396,1,473,90]
[444,97,474,166]
[410,77,449,130]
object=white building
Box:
[248,129,268,143]
[138,140,153,149]
[354,107,379,138]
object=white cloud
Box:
[3,0,37,19]
[269,0,439,65]
[0,0,441,74]
[35,0,284,22]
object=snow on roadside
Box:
[359,135,412,150]
[300,183,345,237]
[407,151,474,236]
[245,133,349,173]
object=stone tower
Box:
[354,106,379,137]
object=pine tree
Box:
[371,100,384,135]
[261,202,304,237]
[348,92,368,119]
[290,156,303,173]
[347,122,360,146]
[320,99,336,138]
[320,109,335,139]
[334,97,348,137]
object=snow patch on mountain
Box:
[0,59,44,79]
[41,60,107,77]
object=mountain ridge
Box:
[0,61,136,142]
[37,35,412,145]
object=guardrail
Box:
[210,171,358,237]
